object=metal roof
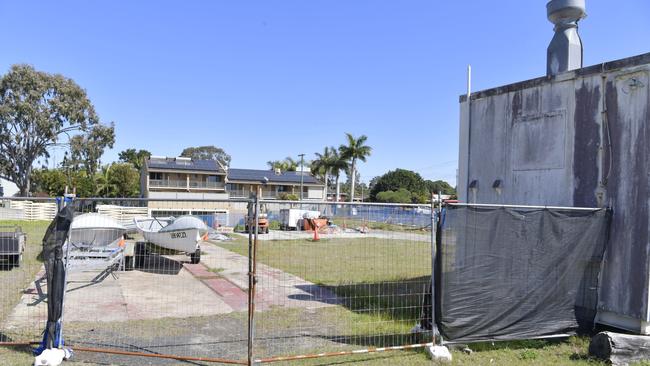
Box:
[227,168,322,185]
[146,158,225,173]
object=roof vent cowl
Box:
[547,0,587,76]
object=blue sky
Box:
[1,1,649,195]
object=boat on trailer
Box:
[66,213,128,271]
[133,216,208,264]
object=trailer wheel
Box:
[11,254,21,268]
[190,249,201,264]
[135,242,146,268]
[124,255,134,271]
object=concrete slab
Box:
[200,244,341,311]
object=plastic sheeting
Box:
[436,206,610,342]
[40,206,74,350]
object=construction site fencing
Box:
[433,203,611,344]
[0,197,435,365]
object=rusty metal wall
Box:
[457,52,650,324]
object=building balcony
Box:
[149,179,225,190]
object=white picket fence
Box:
[96,205,149,226]
[7,200,58,221]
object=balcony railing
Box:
[229,189,250,198]
[149,179,225,190]
[189,181,225,189]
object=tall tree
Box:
[311,146,336,198]
[369,169,428,201]
[330,149,348,202]
[68,123,115,176]
[0,64,101,195]
[180,145,231,167]
[339,133,372,202]
[107,163,140,197]
[118,148,151,170]
[267,157,298,172]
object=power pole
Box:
[298,153,305,201]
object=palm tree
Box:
[339,133,372,202]
[311,146,336,198]
[95,164,117,197]
[330,149,349,203]
[267,157,298,172]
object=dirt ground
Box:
[1,240,347,365]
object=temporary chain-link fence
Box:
[0,197,436,365]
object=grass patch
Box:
[219,237,431,346]
[0,220,50,332]
[330,218,430,233]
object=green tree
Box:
[425,180,456,195]
[95,165,117,197]
[30,169,68,196]
[0,64,102,195]
[30,168,95,197]
[375,189,413,204]
[181,145,231,167]
[339,133,372,202]
[330,149,349,202]
[311,146,336,198]
[107,163,140,197]
[118,149,151,171]
[267,157,298,172]
[369,169,428,201]
[68,123,116,176]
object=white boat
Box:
[70,213,127,248]
[133,216,208,263]
[66,213,127,270]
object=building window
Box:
[207,175,222,182]
[150,172,163,180]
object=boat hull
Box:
[141,228,201,253]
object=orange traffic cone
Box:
[313,220,320,241]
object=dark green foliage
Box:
[425,180,456,195]
[339,133,372,202]
[375,189,413,203]
[370,169,456,202]
[68,123,116,176]
[181,145,231,167]
[267,157,298,172]
[118,149,151,170]
[278,192,299,201]
[0,64,104,195]
[105,163,140,197]
[369,169,428,201]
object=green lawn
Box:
[0,220,50,337]
[215,237,610,366]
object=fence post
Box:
[247,194,260,365]
[430,193,438,345]
[247,196,255,365]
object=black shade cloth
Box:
[434,206,610,342]
[41,205,74,349]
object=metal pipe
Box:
[70,346,248,364]
[255,342,434,363]
[447,203,602,211]
[429,193,437,346]
[248,191,261,366]
[258,199,430,208]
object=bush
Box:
[268,220,281,230]
[278,192,299,201]
[375,189,413,203]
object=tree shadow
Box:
[137,253,183,275]
[301,276,432,348]
[0,332,34,355]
